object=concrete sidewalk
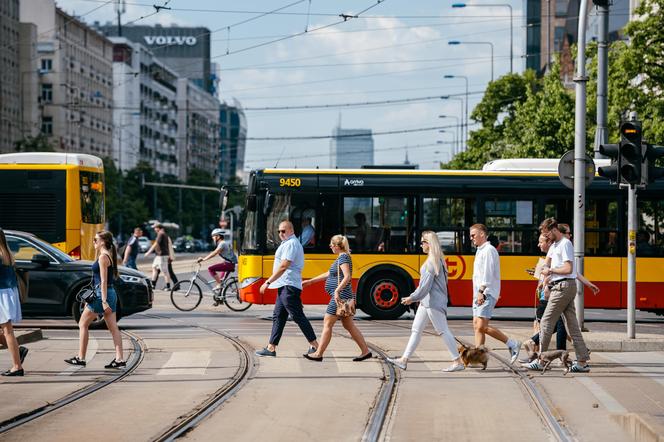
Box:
[0,329,42,348]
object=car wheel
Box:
[359,272,408,320]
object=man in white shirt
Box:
[470,224,521,364]
[528,218,591,373]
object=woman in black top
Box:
[302,235,371,362]
[65,231,126,369]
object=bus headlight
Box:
[240,276,261,289]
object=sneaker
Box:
[19,346,29,364]
[105,359,127,369]
[386,357,407,370]
[255,347,276,357]
[212,300,221,307]
[442,363,465,372]
[509,341,522,365]
[570,363,590,373]
[64,356,86,367]
[165,283,171,291]
[307,346,317,355]
[525,360,543,371]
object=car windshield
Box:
[8,234,75,263]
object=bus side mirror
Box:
[247,195,256,211]
[263,191,274,216]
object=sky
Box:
[55,0,526,171]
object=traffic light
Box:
[619,121,643,185]
[598,142,620,183]
[645,144,664,184]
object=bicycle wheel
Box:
[170,280,203,311]
[222,278,252,312]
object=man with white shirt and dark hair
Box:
[470,223,521,364]
[527,217,591,373]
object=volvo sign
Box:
[143,36,197,46]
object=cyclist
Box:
[197,229,237,297]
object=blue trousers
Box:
[269,285,317,346]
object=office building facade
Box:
[0,0,21,152]
[219,100,247,183]
[330,126,374,169]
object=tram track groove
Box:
[0,329,146,435]
[371,319,573,442]
[141,313,256,441]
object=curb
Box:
[612,413,664,442]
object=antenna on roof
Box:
[274,146,287,168]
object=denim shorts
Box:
[472,293,497,319]
[87,286,118,314]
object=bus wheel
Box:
[360,273,408,320]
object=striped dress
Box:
[324,253,354,315]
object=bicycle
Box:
[170,263,252,312]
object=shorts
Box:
[86,286,118,314]
[152,256,169,271]
[472,294,497,319]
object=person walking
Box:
[470,223,521,364]
[0,228,26,376]
[255,221,319,357]
[122,227,142,270]
[527,218,591,373]
[65,231,125,369]
[145,223,172,290]
[301,234,371,362]
[386,231,464,372]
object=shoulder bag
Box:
[335,255,356,318]
[76,268,99,304]
[14,267,29,304]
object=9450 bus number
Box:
[279,178,301,187]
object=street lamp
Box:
[438,114,460,154]
[439,129,457,157]
[440,96,465,152]
[452,2,513,73]
[442,75,469,150]
[448,40,495,81]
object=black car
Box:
[6,230,153,326]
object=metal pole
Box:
[508,4,513,73]
[594,3,609,158]
[627,186,637,338]
[489,42,494,81]
[463,77,469,151]
[573,0,589,330]
[178,187,183,231]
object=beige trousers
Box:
[540,279,590,361]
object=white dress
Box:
[0,286,22,324]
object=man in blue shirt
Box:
[122,227,142,270]
[256,221,319,357]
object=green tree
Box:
[14,134,54,152]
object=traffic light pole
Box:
[573,0,589,330]
[627,186,637,338]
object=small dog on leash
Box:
[458,344,489,370]
[535,350,572,374]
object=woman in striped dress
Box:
[302,235,371,362]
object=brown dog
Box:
[458,344,489,370]
[536,350,572,374]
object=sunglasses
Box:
[420,240,428,245]
[278,229,287,233]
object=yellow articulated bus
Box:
[237,161,664,319]
[0,152,105,260]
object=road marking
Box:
[57,336,98,376]
[156,351,211,376]
[601,352,664,388]
[577,377,627,413]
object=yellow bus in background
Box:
[0,153,105,260]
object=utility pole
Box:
[114,0,125,36]
[594,0,610,159]
[573,0,590,330]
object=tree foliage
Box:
[14,134,54,152]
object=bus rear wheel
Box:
[360,273,408,320]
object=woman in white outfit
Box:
[386,231,464,372]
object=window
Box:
[422,196,474,253]
[41,83,53,103]
[343,196,412,253]
[264,193,320,252]
[41,58,52,72]
[79,171,104,224]
[483,198,539,254]
[41,116,53,135]
[585,198,619,256]
[6,236,43,262]
[637,198,664,256]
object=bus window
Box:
[343,196,409,253]
[242,211,258,251]
[79,171,105,224]
[637,199,664,256]
[586,199,619,256]
[265,193,320,251]
[422,197,471,254]
[483,198,538,254]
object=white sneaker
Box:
[509,341,522,365]
[442,364,465,372]
[386,357,407,370]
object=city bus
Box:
[237,161,664,319]
[0,152,105,260]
